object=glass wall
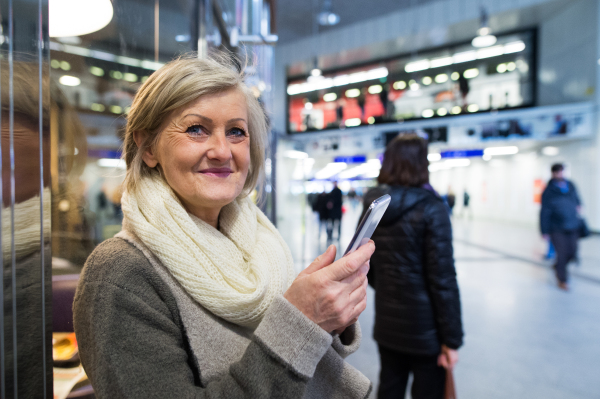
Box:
[0,0,278,396]
[0,0,52,396]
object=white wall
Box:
[429,140,594,228]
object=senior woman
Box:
[73,54,374,399]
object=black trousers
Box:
[377,345,445,399]
[550,230,578,283]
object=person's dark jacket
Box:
[328,187,343,220]
[316,193,330,221]
[361,185,463,355]
[540,179,581,235]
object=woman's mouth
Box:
[199,167,233,178]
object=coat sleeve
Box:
[74,273,332,398]
[540,186,552,235]
[422,201,464,350]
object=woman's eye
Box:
[227,128,247,139]
[186,125,206,137]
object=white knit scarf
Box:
[121,174,295,328]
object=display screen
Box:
[287,30,535,133]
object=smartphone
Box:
[343,194,391,256]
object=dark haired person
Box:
[361,134,463,399]
[540,163,581,291]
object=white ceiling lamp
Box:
[317,0,340,26]
[310,57,322,77]
[50,0,114,37]
[471,8,497,48]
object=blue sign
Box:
[88,149,122,159]
[440,149,484,159]
[334,155,367,163]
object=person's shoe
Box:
[558,282,569,291]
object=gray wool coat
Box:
[73,232,372,398]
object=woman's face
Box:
[145,89,250,217]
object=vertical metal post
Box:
[154,0,160,61]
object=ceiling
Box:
[275,0,441,44]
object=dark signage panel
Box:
[287,30,535,134]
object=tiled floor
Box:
[283,202,600,398]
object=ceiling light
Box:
[507,62,516,71]
[287,67,387,95]
[435,74,448,83]
[311,68,322,77]
[422,76,432,85]
[90,103,105,112]
[304,102,313,109]
[542,146,560,156]
[323,93,337,102]
[472,34,497,48]
[497,63,507,73]
[467,104,479,112]
[345,88,361,98]
[477,45,504,59]
[430,57,453,68]
[437,108,448,116]
[478,27,491,36]
[451,106,462,114]
[345,118,362,127]
[59,75,80,86]
[464,68,479,79]
[123,73,138,82]
[368,85,383,94]
[50,0,113,37]
[472,8,497,48]
[393,81,406,90]
[451,72,460,81]
[89,66,104,76]
[484,146,519,156]
[453,51,477,64]
[422,109,434,118]
[503,41,526,54]
[110,105,123,114]
[410,82,420,91]
[368,116,375,124]
[405,59,430,73]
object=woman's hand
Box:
[437,344,459,369]
[284,242,374,334]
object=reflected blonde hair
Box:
[122,52,267,198]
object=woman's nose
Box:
[206,131,231,161]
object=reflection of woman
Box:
[74,54,374,398]
[1,60,52,398]
[362,134,463,399]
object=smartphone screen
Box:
[344,194,391,256]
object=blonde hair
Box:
[122,52,267,198]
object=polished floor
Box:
[284,200,600,399]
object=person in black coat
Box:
[327,181,343,240]
[361,134,463,399]
[540,163,581,290]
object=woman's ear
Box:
[133,130,159,168]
